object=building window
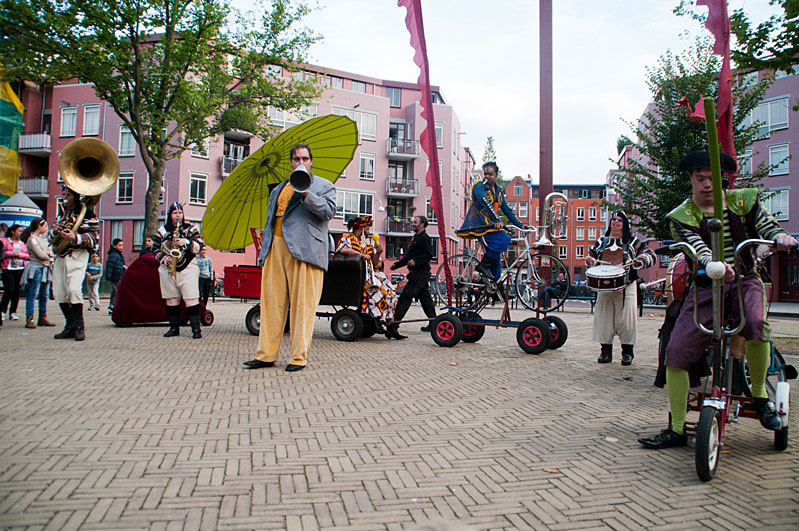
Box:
[192,140,209,158]
[116,171,134,204]
[111,220,123,242]
[190,172,208,205]
[386,87,401,107]
[336,190,373,222]
[332,107,376,141]
[83,105,100,136]
[740,148,753,176]
[56,196,64,218]
[576,207,585,221]
[588,208,597,221]
[265,65,282,77]
[576,246,584,258]
[359,153,375,180]
[600,208,607,221]
[508,201,516,213]
[739,71,758,85]
[761,188,789,221]
[133,220,145,249]
[576,226,584,240]
[588,226,597,241]
[746,97,789,137]
[435,122,443,148]
[330,76,343,89]
[581,189,589,199]
[536,209,539,221]
[519,201,528,218]
[769,143,789,175]
[119,126,136,156]
[514,183,522,196]
[60,107,77,137]
[558,246,567,259]
[351,80,366,93]
[426,198,437,224]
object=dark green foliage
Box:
[608,39,772,241]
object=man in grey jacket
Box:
[244,144,336,372]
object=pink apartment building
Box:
[607,66,799,302]
[13,64,478,280]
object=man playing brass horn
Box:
[152,202,205,339]
[49,185,100,341]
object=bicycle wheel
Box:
[434,253,481,306]
[695,406,721,482]
[515,253,571,312]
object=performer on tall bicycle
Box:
[639,151,797,449]
[456,161,525,283]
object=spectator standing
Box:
[139,235,155,256]
[85,253,103,311]
[1,224,30,321]
[196,246,213,307]
[105,238,126,314]
[22,218,55,328]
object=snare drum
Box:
[586,265,628,292]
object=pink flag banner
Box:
[698,0,737,186]
[398,0,452,301]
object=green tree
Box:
[0,0,319,236]
[616,135,634,155]
[608,39,772,241]
[482,136,504,184]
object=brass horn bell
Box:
[289,163,312,193]
[58,137,120,198]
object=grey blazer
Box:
[257,176,337,272]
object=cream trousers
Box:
[592,282,637,345]
[53,249,89,305]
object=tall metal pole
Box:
[538,0,553,237]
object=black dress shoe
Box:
[754,397,783,430]
[638,427,688,449]
[285,364,305,372]
[54,328,75,339]
[244,359,275,369]
[164,328,180,337]
[420,325,431,332]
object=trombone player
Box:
[152,202,205,339]
[50,185,100,341]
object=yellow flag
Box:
[0,80,24,199]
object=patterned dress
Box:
[336,233,397,322]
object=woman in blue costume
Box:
[457,161,525,281]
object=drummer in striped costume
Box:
[639,151,797,450]
[586,210,655,365]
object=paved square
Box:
[1,301,798,529]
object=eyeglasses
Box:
[483,171,496,176]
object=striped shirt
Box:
[49,209,100,257]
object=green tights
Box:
[666,340,771,435]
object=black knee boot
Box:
[598,343,612,363]
[621,344,634,366]
[187,304,202,339]
[54,302,75,339]
[71,304,85,341]
[164,305,181,337]
[476,254,495,280]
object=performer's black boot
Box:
[164,305,181,337]
[384,323,407,340]
[187,304,202,339]
[71,303,85,341]
[476,254,495,280]
[621,344,634,366]
[597,343,612,363]
[54,303,75,339]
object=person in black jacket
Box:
[105,238,126,314]
[385,215,437,340]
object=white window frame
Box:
[576,207,585,221]
[768,143,790,176]
[740,148,753,176]
[518,201,528,218]
[600,208,607,221]
[116,171,134,204]
[581,189,589,199]
[359,152,375,181]
[386,87,401,107]
[332,107,376,142]
[576,226,584,241]
[336,190,374,221]
[588,208,597,221]
[514,183,522,196]
[330,76,343,89]
[111,220,124,242]
[82,105,100,136]
[576,246,584,258]
[761,188,789,221]
[746,97,789,137]
[435,122,444,148]
[558,246,568,259]
[119,126,136,157]
[60,106,77,137]
[189,172,208,205]
[351,80,366,93]
[508,201,516,213]
[588,226,597,241]
[133,220,145,249]
[426,198,438,224]
[192,140,209,159]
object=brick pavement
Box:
[1,301,798,530]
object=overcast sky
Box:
[286,1,778,184]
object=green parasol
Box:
[202,115,358,250]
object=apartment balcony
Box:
[18,133,51,157]
[220,156,244,178]
[18,176,49,198]
[384,217,413,235]
[386,178,419,197]
[386,138,420,160]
